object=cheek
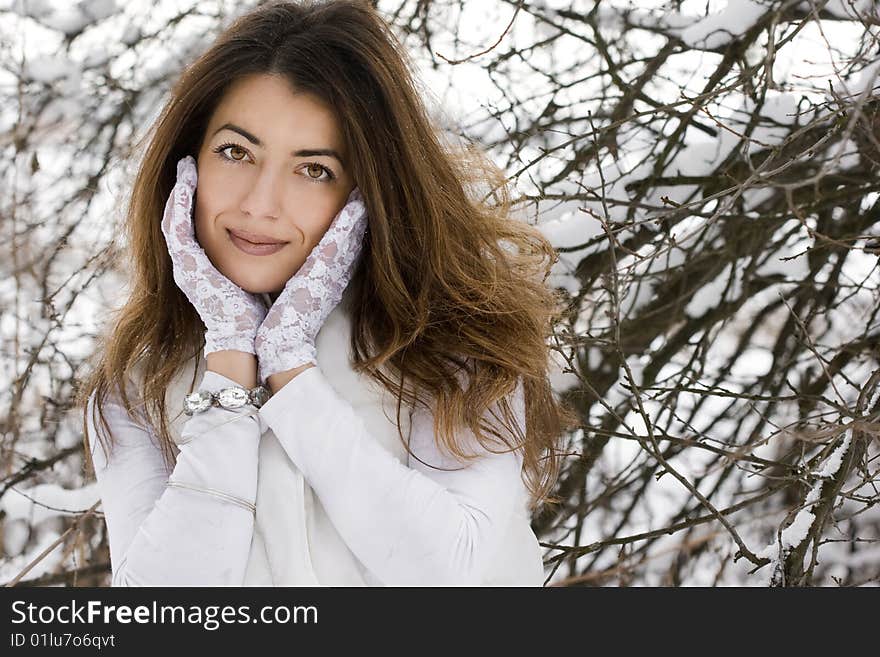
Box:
[297,212,337,249]
[193,170,228,245]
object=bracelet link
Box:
[183,384,270,416]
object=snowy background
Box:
[1,0,878,586]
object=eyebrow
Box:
[212,122,346,169]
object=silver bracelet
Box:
[183,384,270,416]
[166,480,256,515]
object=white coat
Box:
[106,284,546,586]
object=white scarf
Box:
[147,287,544,585]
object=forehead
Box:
[207,74,343,148]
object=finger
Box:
[325,191,368,268]
[161,156,198,252]
[296,188,367,278]
[160,158,232,284]
[314,187,365,251]
[268,187,367,315]
[160,188,192,255]
[328,187,366,237]
[176,155,197,188]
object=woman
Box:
[77,0,578,586]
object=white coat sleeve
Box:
[87,370,262,586]
[258,365,528,586]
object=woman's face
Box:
[193,73,356,300]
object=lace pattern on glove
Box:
[160,155,268,356]
[255,186,368,383]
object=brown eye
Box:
[213,142,250,164]
[301,162,335,183]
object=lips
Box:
[228,228,288,245]
[227,229,288,256]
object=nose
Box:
[238,165,283,220]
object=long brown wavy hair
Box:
[75,0,580,512]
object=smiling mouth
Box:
[227,229,288,255]
[228,228,288,245]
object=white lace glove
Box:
[255,186,368,384]
[161,155,268,357]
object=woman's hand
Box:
[255,186,368,385]
[160,155,268,357]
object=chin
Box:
[238,281,281,295]
[209,249,296,295]
[221,271,280,295]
